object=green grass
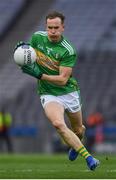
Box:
[0,154,115,179]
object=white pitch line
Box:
[107,169,116,172]
[0,169,33,173]
[0,168,90,173]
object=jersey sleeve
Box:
[29,31,44,49]
[29,33,38,48]
[60,50,77,67]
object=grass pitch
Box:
[0,154,115,179]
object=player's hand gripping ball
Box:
[14,44,37,66]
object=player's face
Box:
[46,17,64,43]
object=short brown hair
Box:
[46,11,65,24]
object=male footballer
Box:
[15,11,100,170]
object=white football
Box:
[14,45,37,66]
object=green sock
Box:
[77,146,91,159]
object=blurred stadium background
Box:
[0,0,116,154]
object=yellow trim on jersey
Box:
[35,50,59,71]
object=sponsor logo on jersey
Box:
[37,44,44,51]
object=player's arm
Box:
[41,66,72,86]
[22,63,72,86]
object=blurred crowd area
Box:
[0,0,116,154]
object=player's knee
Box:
[53,120,66,132]
[74,125,86,140]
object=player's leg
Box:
[43,101,100,170]
[43,101,83,148]
[66,110,100,170]
[66,110,85,161]
[66,110,85,140]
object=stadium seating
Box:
[0,0,27,38]
[48,0,116,50]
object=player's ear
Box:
[62,25,65,32]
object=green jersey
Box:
[30,31,79,96]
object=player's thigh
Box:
[66,109,83,129]
[44,101,65,125]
